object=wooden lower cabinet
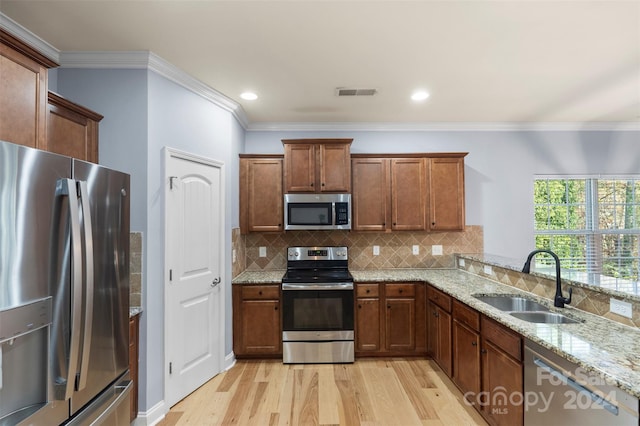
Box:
[233,285,282,357]
[452,300,481,398]
[355,282,425,356]
[129,313,140,422]
[427,286,452,376]
[428,287,523,426]
[480,317,523,426]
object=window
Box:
[534,177,640,295]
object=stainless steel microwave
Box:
[284,193,351,230]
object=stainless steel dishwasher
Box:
[524,339,639,425]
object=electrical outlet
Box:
[610,298,632,318]
[412,245,419,255]
[232,249,237,263]
[483,265,493,275]
[259,246,267,257]
[458,258,465,267]
[373,245,380,256]
[432,245,443,256]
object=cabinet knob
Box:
[321,183,325,186]
[387,305,391,309]
[274,306,278,310]
[258,291,262,295]
[366,289,370,293]
[393,222,396,226]
[481,349,487,354]
[399,289,403,294]
[310,182,314,187]
[358,304,362,309]
[472,341,477,346]
[434,312,439,318]
[432,222,436,226]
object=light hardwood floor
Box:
[159,358,487,426]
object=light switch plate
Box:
[483,265,493,275]
[259,246,267,257]
[412,245,419,255]
[458,258,465,267]
[373,245,380,256]
[432,245,443,256]
[610,298,632,318]
[232,249,237,263]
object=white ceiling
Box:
[2,1,639,127]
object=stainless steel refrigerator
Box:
[0,140,132,425]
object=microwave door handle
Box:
[55,179,83,400]
[76,181,94,391]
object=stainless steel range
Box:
[281,246,354,363]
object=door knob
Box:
[211,277,221,287]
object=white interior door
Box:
[164,148,225,408]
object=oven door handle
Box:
[282,282,354,290]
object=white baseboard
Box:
[135,400,167,426]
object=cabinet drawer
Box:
[428,286,452,312]
[241,285,280,300]
[481,316,522,361]
[357,283,379,298]
[453,300,480,332]
[385,283,415,298]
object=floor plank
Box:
[159,358,487,426]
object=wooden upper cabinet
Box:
[390,158,426,231]
[239,155,284,234]
[47,92,103,163]
[283,138,352,193]
[0,29,57,150]
[428,156,466,231]
[352,156,426,231]
[351,158,389,231]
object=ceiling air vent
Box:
[336,87,377,97]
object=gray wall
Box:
[55,67,245,418]
[245,130,640,260]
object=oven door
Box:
[281,283,354,340]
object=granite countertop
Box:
[232,267,640,399]
[130,306,142,317]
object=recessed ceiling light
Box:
[240,92,258,101]
[411,91,430,101]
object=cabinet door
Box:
[481,340,523,426]
[390,158,426,230]
[47,92,102,163]
[352,158,389,231]
[284,143,315,192]
[452,320,481,397]
[428,300,451,374]
[356,297,380,352]
[0,38,49,149]
[240,157,283,233]
[319,143,350,192]
[240,299,281,354]
[428,157,465,231]
[385,297,415,351]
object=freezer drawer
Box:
[65,374,132,426]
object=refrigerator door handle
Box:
[56,178,84,400]
[76,180,94,391]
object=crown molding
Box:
[246,121,640,132]
[0,13,60,63]
[59,51,249,129]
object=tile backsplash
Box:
[130,232,142,308]
[234,225,483,273]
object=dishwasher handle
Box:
[533,357,619,416]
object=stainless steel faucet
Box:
[522,249,572,308]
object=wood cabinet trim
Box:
[453,299,480,332]
[481,316,523,361]
[48,92,104,122]
[0,29,58,68]
[351,152,468,159]
[239,154,284,159]
[282,138,354,145]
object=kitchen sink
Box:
[473,295,550,312]
[510,311,583,324]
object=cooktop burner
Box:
[282,246,353,284]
